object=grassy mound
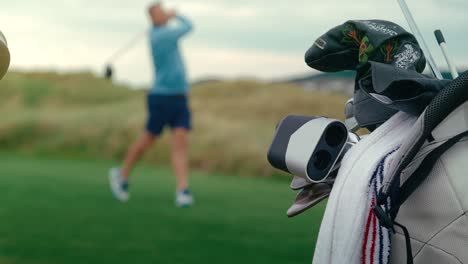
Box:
[0,71,348,176]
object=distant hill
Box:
[275,69,464,96]
[191,77,225,86]
[280,71,356,83]
[275,71,356,96]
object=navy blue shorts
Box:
[145,94,191,136]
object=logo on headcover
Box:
[314,38,327,50]
[362,21,398,36]
[393,43,421,69]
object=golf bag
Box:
[267,20,468,264]
[382,72,468,264]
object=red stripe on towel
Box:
[370,198,377,264]
[362,201,374,264]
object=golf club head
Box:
[290,176,314,191]
[105,64,113,80]
[268,115,359,183]
[0,30,10,80]
[290,170,337,190]
[287,183,332,218]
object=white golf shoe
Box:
[176,189,194,208]
[109,168,129,203]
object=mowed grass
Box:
[0,153,325,264]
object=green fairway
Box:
[0,153,324,264]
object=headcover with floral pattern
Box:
[305,20,426,73]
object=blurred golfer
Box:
[109,2,194,207]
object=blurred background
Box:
[0,0,466,263]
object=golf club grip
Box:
[434,30,445,44]
[423,71,468,134]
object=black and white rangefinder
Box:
[267,115,359,183]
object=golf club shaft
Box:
[105,30,147,65]
[397,0,443,80]
[435,30,459,79]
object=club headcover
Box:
[358,61,451,116]
[353,88,399,131]
[0,30,10,80]
[305,20,426,73]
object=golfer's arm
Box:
[169,15,193,40]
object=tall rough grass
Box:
[0,71,349,176]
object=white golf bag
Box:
[266,14,468,262]
[390,119,468,264]
[267,72,468,264]
[383,73,468,263]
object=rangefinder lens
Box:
[311,150,332,171]
[325,124,347,147]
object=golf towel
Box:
[312,112,417,264]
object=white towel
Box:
[312,112,417,264]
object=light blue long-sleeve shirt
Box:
[149,16,193,95]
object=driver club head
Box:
[105,64,113,80]
[287,183,332,218]
[0,30,10,80]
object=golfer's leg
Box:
[121,131,157,179]
[171,128,189,191]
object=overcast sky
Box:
[1,0,467,86]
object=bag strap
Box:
[379,71,468,204]
[374,130,468,264]
[398,130,468,206]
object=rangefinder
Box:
[0,30,10,80]
[267,115,359,183]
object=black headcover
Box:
[304,20,435,131]
[358,62,451,115]
[305,20,426,73]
